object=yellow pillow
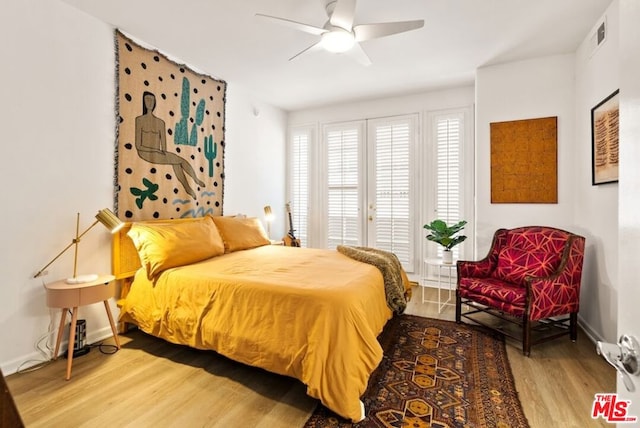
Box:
[128,217,225,279]
[211,216,270,253]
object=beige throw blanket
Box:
[337,245,407,314]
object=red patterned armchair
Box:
[456,226,585,356]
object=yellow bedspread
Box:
[119,245,394,421]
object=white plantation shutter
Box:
[434,113,464,259]
[369,116,416,271]
[289,128,310,247]
[325,123,362,248]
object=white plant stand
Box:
[421,257,456,313]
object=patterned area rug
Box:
[304,315,529,428]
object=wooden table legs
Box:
[103,300,121,350]
[52,301,121,380]
[53,308,67,363]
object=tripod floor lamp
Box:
[34,208,125,284]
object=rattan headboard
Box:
[111,217,203,280]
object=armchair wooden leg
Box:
[523,317,531,357]
[455,292,462,323]
[570,312,578,342]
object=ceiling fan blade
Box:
[329,0,357,31]
[288,41,324,61]
[346,42,372,66]
[256,13,326,36]
[354,20,424,42]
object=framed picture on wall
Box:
[591,89,619,185]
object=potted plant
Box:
[423,219,467,264]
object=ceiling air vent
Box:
[589,17,607,57]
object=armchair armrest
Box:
[457,258,493,278]
[456,228,509,279]
[525,235,586,320]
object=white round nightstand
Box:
[45,274,121,380]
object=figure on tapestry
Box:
[135,91,205,200]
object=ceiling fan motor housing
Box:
[321,25,355,52]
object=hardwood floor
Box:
[5,285,615,427]
[1,369,24,427]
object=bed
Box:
[113,215,410,422]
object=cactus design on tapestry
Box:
[174,77,208,147]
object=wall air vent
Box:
[589,17,607,57]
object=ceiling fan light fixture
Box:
[321,29,355,53]
[258,0,424,64]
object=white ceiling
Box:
[61,0,611,111]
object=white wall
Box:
[475,54,577,252]
[1,0,116,374]
[574,0,619,343]
[0,0,286,374]
[224,85,287,238]
[289,86,474,125]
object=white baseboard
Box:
[578,315,606,346]
[1,325,118,376]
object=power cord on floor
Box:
[88,341,119,355]
[15,307,120,374]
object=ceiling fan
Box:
[256,0,424,66]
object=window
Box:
[428,110,470,261]
[288,126,312,247]
[324,122,363,248]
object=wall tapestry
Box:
[490,116,557,204]
[115,30,226,220]
[591,89,619,185]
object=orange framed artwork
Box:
[490,116,557,204]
